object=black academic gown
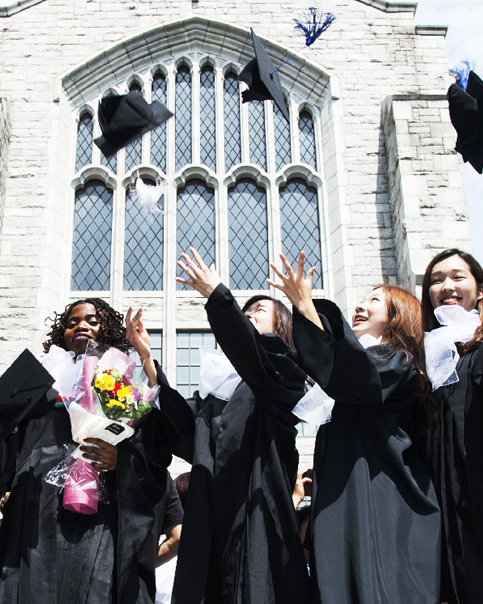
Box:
[159,284,310,604]
[293,300,441,604]
[0,371,189,604]
[425,345,483,604]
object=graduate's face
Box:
[352,288,387,340]
[429,255,483,312]
[64,303,101,357]
[244,300,275,335]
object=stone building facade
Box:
[0,0,471,472]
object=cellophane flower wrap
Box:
[45,343,158,515]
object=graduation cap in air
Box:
[448,70,483,174]
[94,91,174,158]
[0,349,56,444]
[238,29,290,122]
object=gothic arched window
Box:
[299,111,317,168]
[224,72,241,171]
[124,182,164,291]
[228,179,268,290]
[249,102,267,170]
[151,74,167,171]
[274,104,291,170]
[176,180,215,290]
[125,84,143,172]
[76,113,93,172]
[176,66,192,170]
[200,66,216,170]
[280,179,323,289]
[71,180,112,291]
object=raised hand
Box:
[176,247,222,298]
[125,307,157,386]
[268,251,323,329]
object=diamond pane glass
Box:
[224,73,241,171]
[200,67,216,171]
[249,102,267,170]
[76,114,93,172]
[125,86,143,172]
[299,111,316,168]
[124,183,164,291]
[151,74,167,171]
[280,179,322,289]
[101,151,117,174]
[177,180,215,290]
[177,331,216,398]
[176,67,192,170]
[229,180,268,290]
[71,180,112,291]
[274,103,291,170]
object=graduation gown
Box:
[0,369,188,604]
[425,344,483,604]
[293,300,441,604]
[159,284,310,604]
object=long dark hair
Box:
[242,294,295,351]
[421,249,483,353]
[374,284,435,433]
[43,298,131,354]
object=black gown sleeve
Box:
[293,299,417,406]
[470,342,483,391]
[205,283,306,410]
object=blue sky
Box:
[414,0,483,263]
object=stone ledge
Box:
[356,0,417,13]
[0,0,45,17]
[415,25,448,37]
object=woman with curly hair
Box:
[0,298,185,604]
[268,252,440,604]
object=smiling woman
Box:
[0,297,187,604]
[269,252,440,604]
[422,249,483,604]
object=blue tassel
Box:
[293,7,336,47]
[454,61,474,91]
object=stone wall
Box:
[0,98,10,256]
[0,0,471,363]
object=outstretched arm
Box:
[176,247,221,298]
[125,307,157,387]
[267,251,324,330]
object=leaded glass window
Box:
[101,150,117,174]
[274,104,291,170]
[76,114,93,172]
[280,179,322,289]
[228,179,268,290]
[124,182,164,291]
[200,67,216,171]
[249,102,267,170]
[72,180,112,291]
[299,111,317,168]
[176,180,215,290]
[151,74,167,172]
[224,72,241,171]
[176,66,192,170]
[125,85,143,172]
[177,331,216,398]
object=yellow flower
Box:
[100,374,115,391]
[106,400,125,409]
[116,386,131,401]
[94,378,102,388]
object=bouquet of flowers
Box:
[45,343,158,515]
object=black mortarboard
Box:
[94,92,174,157]
[238,29,290,122]
[448,71,483,174]
[0,349,56,444]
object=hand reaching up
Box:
[176,247,222,299]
